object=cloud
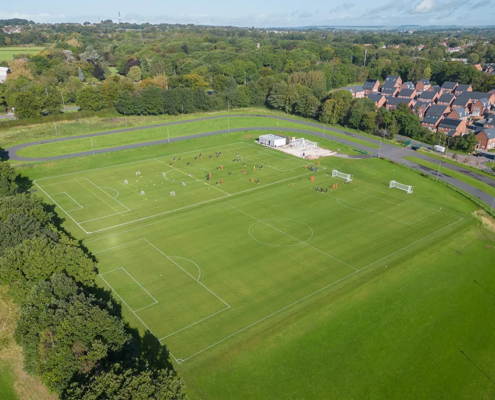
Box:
[471,0,491,9]
[411,0,435,13]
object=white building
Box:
[0,67,10,83]
[259,134,286,147]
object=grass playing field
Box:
[22,132,495,399]
[0,47,44,62]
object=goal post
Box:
[389,180,414,194]
[332,169,353,182]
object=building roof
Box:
[398,88,416,97]
[478,128,495,139]
[438,118,463,129]
[458,91,493,100]
[479,98,490,107]
[402,81,415,89]
[0,67,9,74]
[413,101,431,110]
[427,104,450,115]
[419,79,430,85]
[486,114,495,125]
[441,81,458,90]
[260,134,286,141]
[418,91,437,100]
[451,108,469,119]
[384,75,400,82]
[446,129,458,137]
[423,114,442,124]
[368,93,384,103]
[382,86,398,95]
[452,97,471,107]
[363,79,379,90]
[456,84,472,92]
[437,93,454,104]
[430,85,442,93]
[343,85,364,93]
[386,97,413,106]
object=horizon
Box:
[3,0,495,28]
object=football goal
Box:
[389,180,414,194]
[332,169,353,183]
[290,137,318,150]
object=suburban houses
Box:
[344,77,495,151]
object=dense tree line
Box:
[0,161,187,399]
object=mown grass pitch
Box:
[34,140,464,365]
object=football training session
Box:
[33,138,464,365]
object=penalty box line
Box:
[99,266,158,312]
[174,216,464,365]
[96,238,231,348]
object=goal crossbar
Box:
[332,169,353,182]
[389,180,414,194]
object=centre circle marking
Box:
[248,218,314,247]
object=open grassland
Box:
[2,109,377,150]
[404,156,495,198]
[0,47,44,62]
[21,133,495,399]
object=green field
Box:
[0,47,44,62]
[0,363,17,400]
[23,133,495,399]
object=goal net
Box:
[332,169,353,182]
[290,138,318,149]
[389,180,414,194]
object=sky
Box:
[2,0,495,27]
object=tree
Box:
[76,86,104,111]
[11,91,43,119]
[0,161,19,197]
[361,111,377,133]
[295,92,320,118]
[128,66,142,82]
[141,86,165,115]
[267,82,300,113]
[468,53,480,64]
[0,194,58,255]
[0,236,97,304]
[78,67,85,82]
[15,274,129,394]
[64,364,187,400]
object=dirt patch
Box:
[473,210,495,234]
[270,144,337,159]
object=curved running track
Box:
[4,114,495,208]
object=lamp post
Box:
[436,160,443,182]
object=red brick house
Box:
[397,88,417,99]
[421,114,443,130]
[437,118,467,135]
[455,84,472,96]
[343,85,365,98]
[413,101,431,119]
[475,128,495,150]
[381,86,399,97]
[417,91,439,103]
[368,93,386,108]
[382,75,402,89]
[474,64,482,71]
[385,97,415,110]
[484,114,495,129]
[447,107,469,121]
[415,79,431,93]
[437,93,455,106]
[441,81,458,93]
[451,97,472,109]
[363,79,380,94]
[426,104,451,117]
[402,81,415,90]
[470,98,490,118]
